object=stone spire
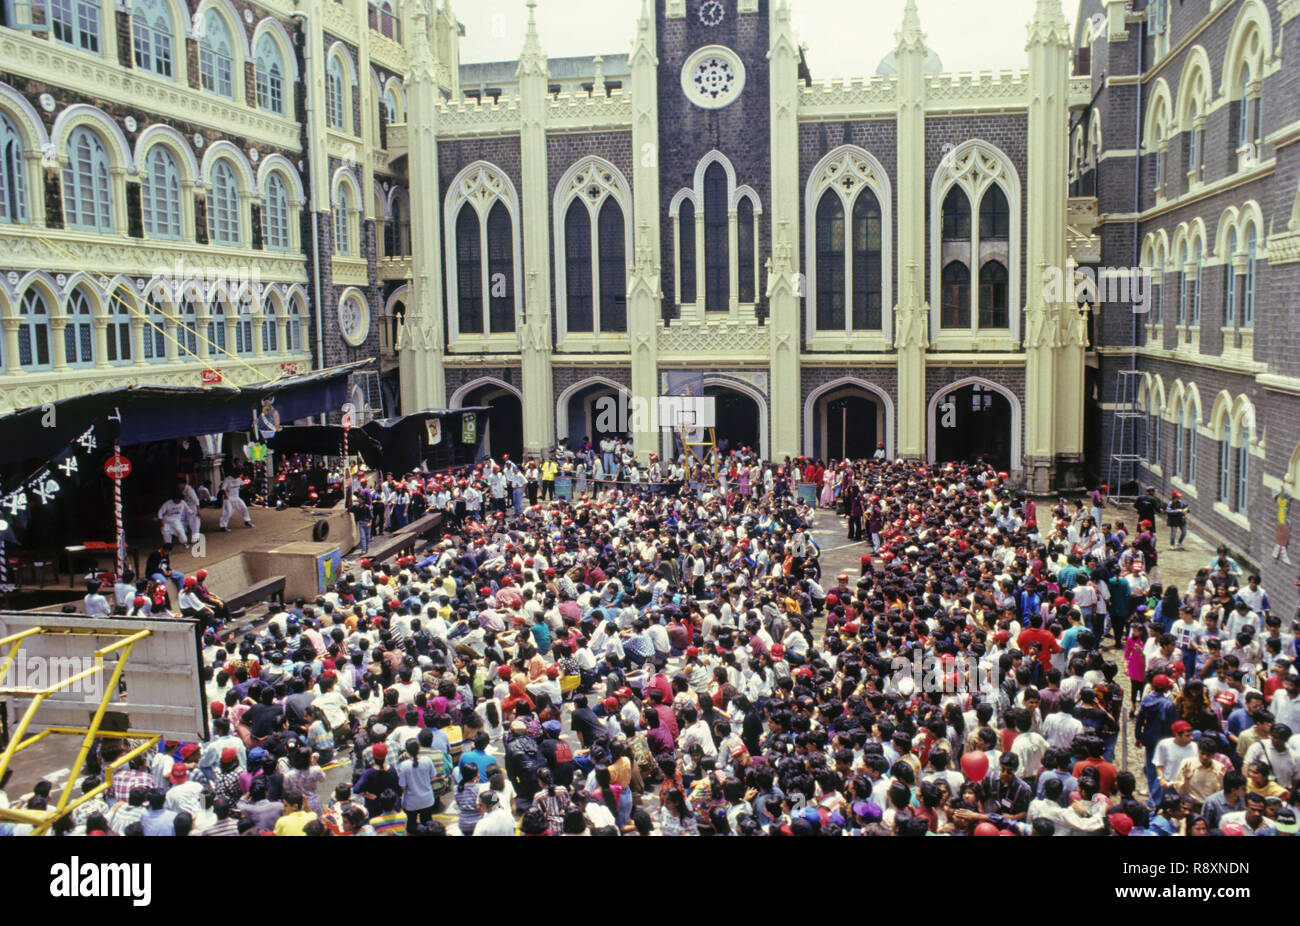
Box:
[895,0,926,55]
[593,54,605,96]
[517,0,547,78]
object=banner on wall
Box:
[461,413,477,444]
[316,548,342,593]
[426,417,442,446]
[0,417,120,545]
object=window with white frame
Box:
[142,145,182,240]
[64,287,94,366]
[234,293,254,354]
[809,148,885,333]
[106,292,132,364]
[262,171,290,251]
[1174,413,1185,479]
[1218,436,1230,503]
[555,158,629,335]
[446,164,518,337]
[1177,242,1188,325]
[255,34,285,116]
[676,198,696,305]
[333,182,353,255]
[0,111,27,224]
[199,9,234,98]
[1185,406,1197,483]
[702,162,728,312]
[326,54,346,131]
[383,87,398,126]
[177,295,198,358]
[207,299,227,353]
[51,0,100,53]
[62,126,113,232]
[1192,241,1202,325]
[207,159,240,246]
[143,294,167,360]
[1234,417,1251,515]
[1149,0,1168,58]
[1224,229,1237,326]
[262,300,277,352]
[18,288,52,369]
[287,300,303,351]
[132,0,173,78]
[1243,227,1256,327]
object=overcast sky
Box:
[456,0,1079,76]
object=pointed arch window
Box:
[199,9,234,98]
[486,202,514,334]
[941,261,970,329]
[18,289,52,369]
[177,296,198,358]
[106,294,132,364]
[207,300,227,354]
[597,198,627,333]
[677,199,696,305]
[327,55,346,130]
[814,191,845,331]
[703,162,729,312]
[63,126,113,232]
[563,200,592,332]
[64,287,95,367]
[0,111,28,224]
[334,183,353,255]
[1191,241,1203,325]
[1235,420,1251,515]
[142,145,182,240]
[143,294,167,361]
[737,196,756,305]
[132,0,173,78]
[235,294,255,354]
[263,301,278,352]
[1243,227,1256,328]
[287,300,303,352]
[851,190,882,330]
[455,205,482,335]
[1224,229,1237,326]
[255,34,285,116]
[979,260,1008,329]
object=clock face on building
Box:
[698,0,725,26]
[681,45,746,109]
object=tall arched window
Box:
[597,198,626,332]
[177,296,198,358]
[262,300,278,352]
[143,294,167,360]
[132,0,173,78]
[1238,66,1252,148]
[207,160,240,245]
[64,287,95,367]
[383,88,398,126]
[388,191,410,256]
[234,294,254,354]
[851,191,881,329]
[563,200,592,332]
[287,300,303,351]
[262,172,290,250]
[979,261,1008,328]
[455,205,482,334]
[737,196,756,305]
[63,126,113,232]
[333,183,352,255]
[1185,407,1198,482]
[18,289,52,369]
[1235,419,1251,515]
[1218,434,1230,502]
[1243,227,1256,327]
[486,201,514,333]
[1177,243,1189,324]
[678,199,696,305]
[702,162,728,312]
[255,34,285,116]
[978,186,1009,240]
[1224,229,1237,326]
[207,299,227,354]
[0,111,27,224]
[52,0,100,53]
[326,55,346,130]
[106,294,132,364]
[941,261,970,329]
[199,9,234,98]
[814,191,845,331]
[941,187,970,239]
[1191,241,1202,325]
[1174,412,1185,479]
[142,145,182,240]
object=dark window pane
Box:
[815,191,845,330]
[737,197,755,304]
[598,199,626,332]
[565,200,592,332]
[703,162,729,311]
[941,261,970,328]
[486,201,514,333]
[978,260,1008,328]
[942,188,970,239]
[456,205,482,334]
[852,191,882,329]
[679,200,696,304]
[978,185,1009,239]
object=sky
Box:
[455,0,1080,76]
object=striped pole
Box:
[0,540,8,589]
[113,441,125,578]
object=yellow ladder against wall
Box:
[0,625,160,836]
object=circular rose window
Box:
[681,45,746,110]
[338,291,370,346]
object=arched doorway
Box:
[811,387,881,462]
[459,381,524,461]
[560,380,627,449]
[931,380,1013,472]
[705,384,760,457]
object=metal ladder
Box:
[1107,367,1145,502]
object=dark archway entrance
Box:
[462,383,523,462]
[933,382,1012,472]
[812,388,880,462]
[565,381,625,449]
[705,385,760,457]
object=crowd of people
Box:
[10,445,1298,837]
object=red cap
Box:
[603,697,618,711]
[685,646,699,658]
[1171,489,1181,498]
[179,743,200,759]
[220,747,238,764]
[196,569,208,581]
[183,576,197,588]
[498,666,513,679]
[1171,720,1192,733]
[1110,813,1134,836]
[1152,674,1173,691]
[546,665,558,678]
[372,743,388,760]
[769,643,785,658]
[209,701,225,717]
[168,763,188,784]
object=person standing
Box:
[218,468,254,531]
[179,478,202,542]
[395,739,441,831]
[541,456,558,501]
[1165,490,1189,550]
[157,489,191,545]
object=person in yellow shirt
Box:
[541,458,558,502]
[273,787,319,836]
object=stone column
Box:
[516,0,555,457]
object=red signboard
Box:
[103,455,132,479]
[200,368,223,384]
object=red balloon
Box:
[960,750,990,782]
[973,822,1000,837]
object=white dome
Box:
[875,47,943,77]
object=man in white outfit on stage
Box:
[179,478,202,540]
[219,469,254,531]
[157,489,190,545]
